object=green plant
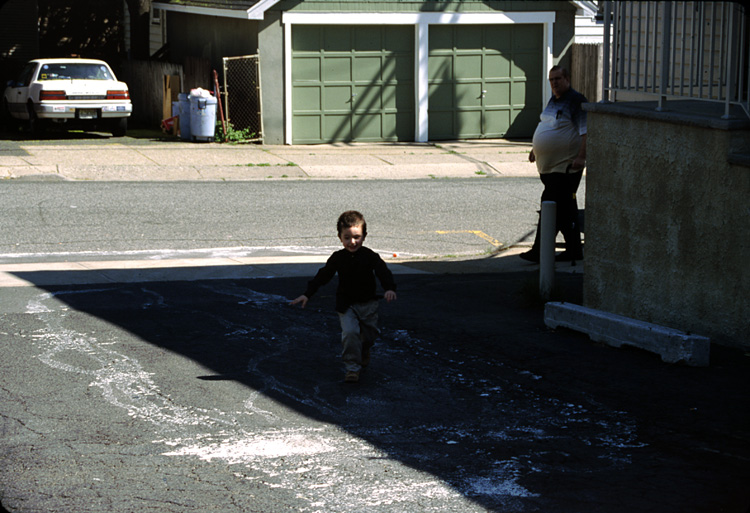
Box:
[215,121,256,143]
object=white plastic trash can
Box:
[189,94,217,142]
[178,93,192,141]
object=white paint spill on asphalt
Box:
[162,426,481,511]
[23,285,641,512]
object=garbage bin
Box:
[178,93,191,141]
[189,92,217,142]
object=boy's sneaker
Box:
[344,371,360,383]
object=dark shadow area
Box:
[5,259,750,512]
[0,124,180,143]
[0,125,114,142]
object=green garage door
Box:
[428,24,543,140]
[292,25,414,144]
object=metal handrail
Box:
[602,1,750,120]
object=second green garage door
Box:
[428,24,544,140]
[292,25,415,144]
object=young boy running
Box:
[290,211,397,383]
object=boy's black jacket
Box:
[303,246,396,313]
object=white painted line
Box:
[0,245,338,261]
[0,254,428,287]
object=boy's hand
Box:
[290,295,309,308]
[384,290,397,302]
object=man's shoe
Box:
[344,371,360,383]
[555,251,583,262]
[519,250,539,263]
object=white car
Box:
[2,58,133,136]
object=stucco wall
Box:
[584,104,750,349]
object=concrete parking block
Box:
[544,301,711,366]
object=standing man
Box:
[521,65,586,262]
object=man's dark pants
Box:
[530,168,584,257]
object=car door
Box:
[5,62,38,119]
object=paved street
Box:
[1,133,749,513]
[0,179,548,262]
[2,267,749,513]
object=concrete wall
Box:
[583,103,750,349]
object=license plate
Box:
[78,109,97,119]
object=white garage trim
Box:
[154,0,281,20]
[282,11,555,144]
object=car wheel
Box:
[110,117,127,137]
[27,103,45,134]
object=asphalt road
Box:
[0,179,562,262]
[2,269,749,513]
[1,174,749,513]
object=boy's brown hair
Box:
[337,210,367,237]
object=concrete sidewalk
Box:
[0,137,540,181]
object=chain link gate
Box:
[222,55,263,142]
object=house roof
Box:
[154,0,589,20]
[152,0,281,20]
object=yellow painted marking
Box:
[435,230,503,247]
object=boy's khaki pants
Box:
[338,300,379,372]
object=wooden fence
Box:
[121,57,211,128]
[572,43,603,103]
[121,60,182,128]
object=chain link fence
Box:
[222,55,263,142]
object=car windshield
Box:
[36,63,114,81]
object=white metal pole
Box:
[539,201,556,301]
